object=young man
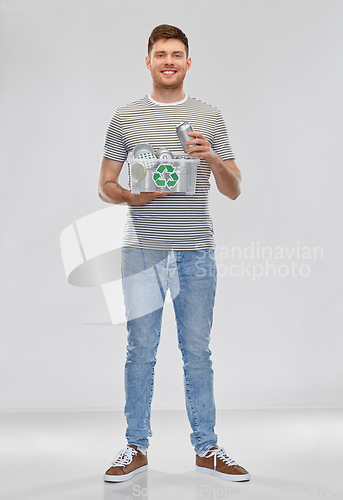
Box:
[98,24,250,483]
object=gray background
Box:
[1,0,342,410]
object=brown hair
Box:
[148,24,189,57]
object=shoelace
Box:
[111,445,138,467]
[204,446,238,467]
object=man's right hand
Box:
[128,191,169,206]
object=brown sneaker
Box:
[104,445,148,482]
[196,446,250,481]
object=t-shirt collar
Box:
[148,94,188,106]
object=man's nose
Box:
[165,55,173,65]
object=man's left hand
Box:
[185,131,215,162]
[185,130,241,200]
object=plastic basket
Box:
[128,152,200,195]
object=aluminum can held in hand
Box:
[176,121,195,153]
[156,148,174,160]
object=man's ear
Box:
[145,55,151,71]
[186,57,192,71]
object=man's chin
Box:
[156,81,184,91]
[152,74,185,91]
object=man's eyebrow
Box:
[154,50,184,55]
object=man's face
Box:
[145,38,191,91]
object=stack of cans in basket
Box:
[130,144,185,181]
[129,122,200,195]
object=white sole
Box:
[196,465,250,482]
[104,464,148,482]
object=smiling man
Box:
[98,24,249,483]
[146,37,191,97]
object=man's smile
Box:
[161,70,177,75]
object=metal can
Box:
[133,143,155,158]
[130,162,147,181]
[176,121,195,152]
[155,148,174,160]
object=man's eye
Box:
[157,54,164,57]
[175,54,181,58]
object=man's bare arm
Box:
[98,156,168,206]
[207,157,241,200]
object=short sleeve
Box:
[102,109,128,162]
[211,110,235,160]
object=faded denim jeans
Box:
[121,247,218,455]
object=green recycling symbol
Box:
[152,164,179,189]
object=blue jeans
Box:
[121,248,218,455]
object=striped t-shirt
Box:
[102,94,235,250]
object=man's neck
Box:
[150,86,186,104]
